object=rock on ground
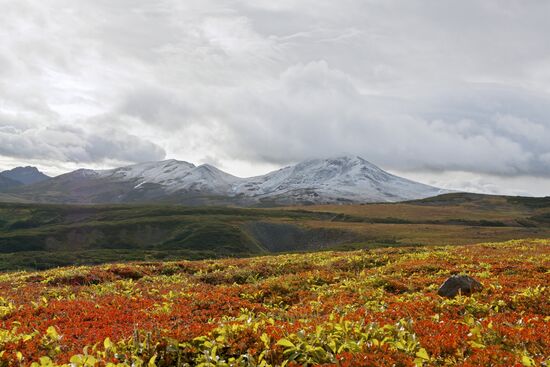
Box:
[438,275,483,298]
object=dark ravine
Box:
[0,203,362,271]
[243,221,357,252]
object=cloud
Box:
[177,61,550,178]
[0,122,165,164]
[1,0,550,194]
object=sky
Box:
[1,0,550,196]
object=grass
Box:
[283,193,548,223]
[0,193,549,271]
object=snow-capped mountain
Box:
[233,156,444,204]
[1,156,446,205]
[98,159,241,194]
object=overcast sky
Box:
[1,1,550,196]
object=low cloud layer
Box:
[0,117,165,164]
[1,1,550,195]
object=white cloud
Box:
[1,0,550,195]
[0,122,165,164]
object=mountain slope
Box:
[2,156,446,205]
[234,156,445,204]
[0,175,22,191]
[0,166,49,185]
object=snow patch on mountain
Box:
[102,155,445,203]
[99,159,195,181]
[9,156,446,204]
[98,160,242,194]
[233,156,445,203]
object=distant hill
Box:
[0,156,447,205]
[0,166,49,187]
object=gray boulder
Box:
[437,275,483,298]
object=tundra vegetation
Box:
[0,239,548,366]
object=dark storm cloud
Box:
[1,0,550,192]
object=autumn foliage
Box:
[0,239,548,366]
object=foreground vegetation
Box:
[0,239,548,366]
[1,193,550,271]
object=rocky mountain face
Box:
[0,157,446,205]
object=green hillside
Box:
[1,193,549,271]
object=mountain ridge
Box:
[0,166,50,190]
[0,156,447,205]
